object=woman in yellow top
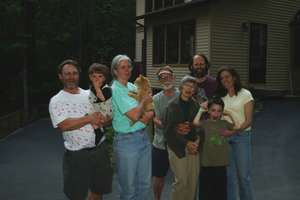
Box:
[216,66,254,200]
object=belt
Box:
[81,146,97,151]
[66,145,101,153]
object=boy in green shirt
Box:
[193,97,235,200]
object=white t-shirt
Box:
[49,88,95,151]
[222,88,254,131]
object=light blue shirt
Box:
[111,80,146,134]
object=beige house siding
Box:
[136,0,145,16]
[146,26,157,86]
[195,12,211,68]
[210,0,300,90]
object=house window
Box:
[154,0,163,10]
[166,23,179,63]
[249,23,267,83]
[175,0,185,4]
[145,0,153,12]
[181,20,195,63]
[164,0,173,7]
[153,20,195,64]
[146,0,187,12]
[153,25,165,64]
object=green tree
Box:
[0,0,136,115]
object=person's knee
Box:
[153,177,164,188]
[240,174,251,184]
[87,191,102,200]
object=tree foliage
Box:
[0,0,136,115]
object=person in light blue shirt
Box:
[111,54,154,200]
[111,79,146,133]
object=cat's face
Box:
[135,75,151,89]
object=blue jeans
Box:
[113,128,152,200]
[227,131,254,200]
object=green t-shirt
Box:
[111,80,145,133]
[201,119,233,167]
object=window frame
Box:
[249,22,268,84]
[152,20,195,65]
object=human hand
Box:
[176,122,191,135]
[141,94,153,105]
[91,124,99,129]
[223,110,233,117]
[89,112,105,127]
[153,117,163,127]
[219,128,234,137]
[200,100,208,111]
[140,111,155,125]
[102,115,112,126]
[233,125,241,132]
[186,141,198,155]
[90,75,103,88]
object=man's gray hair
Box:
[111,54,132,79]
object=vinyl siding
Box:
[136,0,145,16]
[210,0,300,90]
[196,13,211,59]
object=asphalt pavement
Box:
[0,98,300,200]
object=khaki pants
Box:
[168,148,200,200]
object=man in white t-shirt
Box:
[49,59,112,200]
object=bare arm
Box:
[221,101,254,137]
[220,111,236,137]
[237,100,254,131]
[193,107,205,127]
[91,76,106,102]
[125,95,152,122]
[153,116,163,128]
[95,87,106,102]
[57,113,102,132]
[139,110,155,125]
[223,110,236,128]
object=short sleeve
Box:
[241,89,254,105]
[113,88,138,114]
[49,100,67,128]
